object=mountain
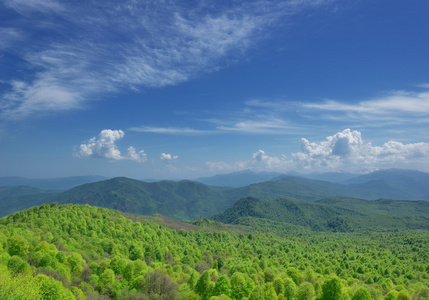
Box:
[0,186,59,218]
[212,196,359,231]
[195,169,282,187]
[2,168,428,220]
[54,177,235,221]
[240,171,429,201]
[212,195,429,232]
[0,175,109,190]
[289,171,358,183]
[345,168,429,200]
[229,175,389,202]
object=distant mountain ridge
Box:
[1,168,428,219]
[0,186,59,218]
[195,170,282,187]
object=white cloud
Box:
[160,153,178,163]
[292,129,429,171]
[206,150,290,173]
[4,0,64,14]
[303,88,429,120]
[206,129,429,174]
[251,150,289,171]
[0,80,83,120]
[129,126,210,135]
[127,147,148,163]
[0,0,335,120]
[73,129,147,162]
[0,28,25,50]
[217,119,295,134]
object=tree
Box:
[195,270,211,299]
[287,267,302,285]
[352,287,371,300]
[384,290,398,300]
[396,290,412,300]
[273,277,284,296]
[296,282,315,300]
[129,243,143,260]
[215,275,231,297]
[99,269,115,286]
[264,268,275,283]
[7,255,29,273]
[249,286,265,300]
[321,276,344,300]
[36,274,74,300]
[230,272,248,300]
[264,283,279,300]
[283,278,297,300]
[8,235,29,257]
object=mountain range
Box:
[1,168,428,222]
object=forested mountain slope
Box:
[212,196,429,232]
[1,203,429,299]
[53,177,235,221]
[2,168,429,220]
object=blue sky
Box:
[1,0,429,180]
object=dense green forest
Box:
[212,196,429,233]
[1,203,429,299]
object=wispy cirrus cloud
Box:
[128,126,211,135]
[216,119,296,134]
[303,88,429,122]
[0,0,333,120]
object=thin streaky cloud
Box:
[0,0,335,120]
[304,89,429,115]
[128,126,213,135]
[216,119,298,134]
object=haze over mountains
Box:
[0,175,108,190]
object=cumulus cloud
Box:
[73,129,147,162]
[206,129,429,173]
[160,153,178,163]
[251,150,289,170]
[292,129,429,171]
[206,150,290,173]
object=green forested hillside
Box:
[212,196,429,232]
[1,203,429,299]
[53,177,235,221]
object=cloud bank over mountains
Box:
[75,128,429,173]
[207,129,429,173]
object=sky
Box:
[1,0,429,180]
